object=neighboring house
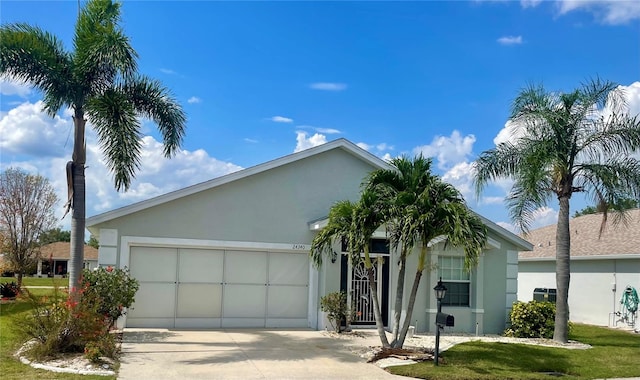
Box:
[518,210,640,327]
[86,139,532,333]
[36,242,99,277]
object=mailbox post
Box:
[433,278,447,366]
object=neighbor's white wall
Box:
[518,258,640,326]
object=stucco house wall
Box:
[88,139,531,333]
[518,210,640,327]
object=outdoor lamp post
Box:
[434,277,447,366]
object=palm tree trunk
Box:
[395,244,427,348]
[363,249,390,347]
[554,195,571,343]
[390,250,407,347]
[395,267,423,348]
[68,112,86,294]
[366,265,390,347]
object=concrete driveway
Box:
[118,329,407,380]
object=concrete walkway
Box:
[118,329,406,380]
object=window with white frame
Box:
[438,255,470,307]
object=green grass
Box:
[0,290,116,380]
[388,324,640,379]
[1,277,68,287]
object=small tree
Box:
[87,235,99,249]
[0,168,58,287]
[38,228,71,245]
[320,291,351,333]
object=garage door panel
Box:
[130,247,177,282]
[177,284,222,318]
[129,283,176,318]
[178,249,224,283]
[225,251,267,284]
[267,285,308,318]
[269,253,308,285]
[223,284,266,318]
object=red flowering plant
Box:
[13,267,139,363]
[81,266,139,330]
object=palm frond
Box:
[124,76,186,157]
[86,89,142,191]
[0,23,73,115]
[73,0,137,96]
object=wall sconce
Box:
[331,251,337,264]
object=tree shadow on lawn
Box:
[445,341,572,375]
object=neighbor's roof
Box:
[39,242,99,261]
[519,209,640,261]
[87,139,393,227]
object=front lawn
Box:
[0,289,115,380]
[1,277,68,287]
[388,324,640,379]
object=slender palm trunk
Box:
[554,195,571,343]
[395,244,427,348]
[68,111,86,294]
[390,250,407,347]
[364,249,390,347]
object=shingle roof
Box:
[519,209,640,260]
[39,242,99,261]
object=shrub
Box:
[0,281,20,298]
[320,291,351,333]
[14,267,140,363]
[505,300,557,338]
[81,266,139,329]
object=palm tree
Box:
[474,78,640,343]
[0,0,186,293]
[310,190,391,347]
[366,155,434,346]
[370,157,486,348]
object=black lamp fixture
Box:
[434,277,447,301]
[433,277,447,366]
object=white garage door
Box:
[127,247,309,328]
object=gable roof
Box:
[519,209,640,261]
[87,139,393,227]
[39,242,99,261]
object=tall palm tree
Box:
[0,0,186,293]
[366,155,434,346]
[474,78,640,343]
[377,158,486,348]
[310,190,391,347]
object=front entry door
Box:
[340,254,389,326]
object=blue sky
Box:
[1,0,639,234]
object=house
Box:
[86,139,532,334]
[36,242,99,277]
[518,210,640,327]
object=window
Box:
[438,256,470,307]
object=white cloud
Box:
[620,81,640,117]
[271,116,293,123]
[442,161,476,201]
[159,68,176,75]
[530,206,558,229]
[294,131,327,152]
[496,221,517,233]
[310,82,347,91]
[0,101,72,157]
[556,0,640,24]
[413,130,476,170]
[187,96,201,104]
[480,196,505,205]
[244,138,258,143]
[0,78,32,97]
[520,0,542,8]
[0,101,243,227]
[497,35,523,45]
[315,127,341,134]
